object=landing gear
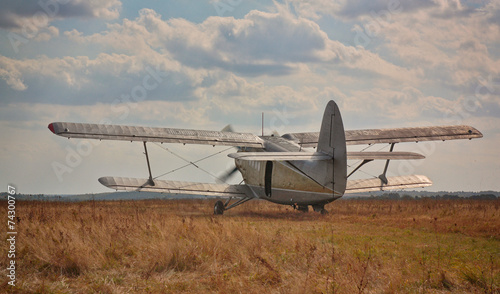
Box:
[214,201,225,215]
[293,204,329,214]
[214,197,253,215]
[313,204,329,215]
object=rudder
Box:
[317,100,347,195]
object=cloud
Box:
[382,6,500,87]
[287,0,490,21]
[0,56,27,90]
[0,0,121,29]
[287,0,435,20]
[0,52,209,106]
[1,3,497,126]
[0,5,424,111]
[343,87,458,122]
[483,0,500,26]
[33,25,59,41]
[68,8,328,75]
[339,0,435,19]
[65,7,417,82]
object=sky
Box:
[0,0,499,195]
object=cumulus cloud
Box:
[287,0,490,21]
[1,2,497,126]
[66,7,416,81]
[483,0,500,26]
[0,4,425,112]
[33,25,59,41]
[289,0,499,105]
[342,86,460,124]
[0,65,27,91]
[339,0,435,19]
[287,0,435,20]
[67,8,328,75]
[0,0,121,29]
[381,6,500,89]
[0,52,207,106]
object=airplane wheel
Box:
[297,205,309,213]
[214,200,225,215]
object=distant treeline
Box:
[348,192,498,200]
[1,191,499,202]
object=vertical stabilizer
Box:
[317,100,347,195]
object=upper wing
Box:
[345,175,432,193]
[288,125,483,147]
[48,122,264,148]
[98,176,253,198]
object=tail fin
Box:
[317,100,347,195]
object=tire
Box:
[214,200,225,215]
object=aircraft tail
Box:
[317,100,347,195]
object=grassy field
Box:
[1,198,499,293]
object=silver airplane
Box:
[48,100,482,214]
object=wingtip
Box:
[463,125,483,139]
[473,128,484,139]
[98,177,111,186]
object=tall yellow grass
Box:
[1,199,499,293]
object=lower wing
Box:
[345,175,432,193]
[98,177,253,198]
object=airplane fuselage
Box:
[235,135,340,206]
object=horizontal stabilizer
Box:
[228,152,331,161]
[228,151,424,161]
[288,125,483,147]
[48,122,264,148]
[98,177,252,198]
[345,175,432,193]
[347,151,425,160]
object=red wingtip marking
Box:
[48,123,55,133]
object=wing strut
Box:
[225,196,253,210]
[378,143,395,185]
[143,142,155,186]
[347,159,374,179]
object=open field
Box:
[1,199,499,293]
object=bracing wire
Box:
[347,143,394,179]
[152,143,235,183]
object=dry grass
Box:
[1,198,499,293]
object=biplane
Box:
[48,100,482,214]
